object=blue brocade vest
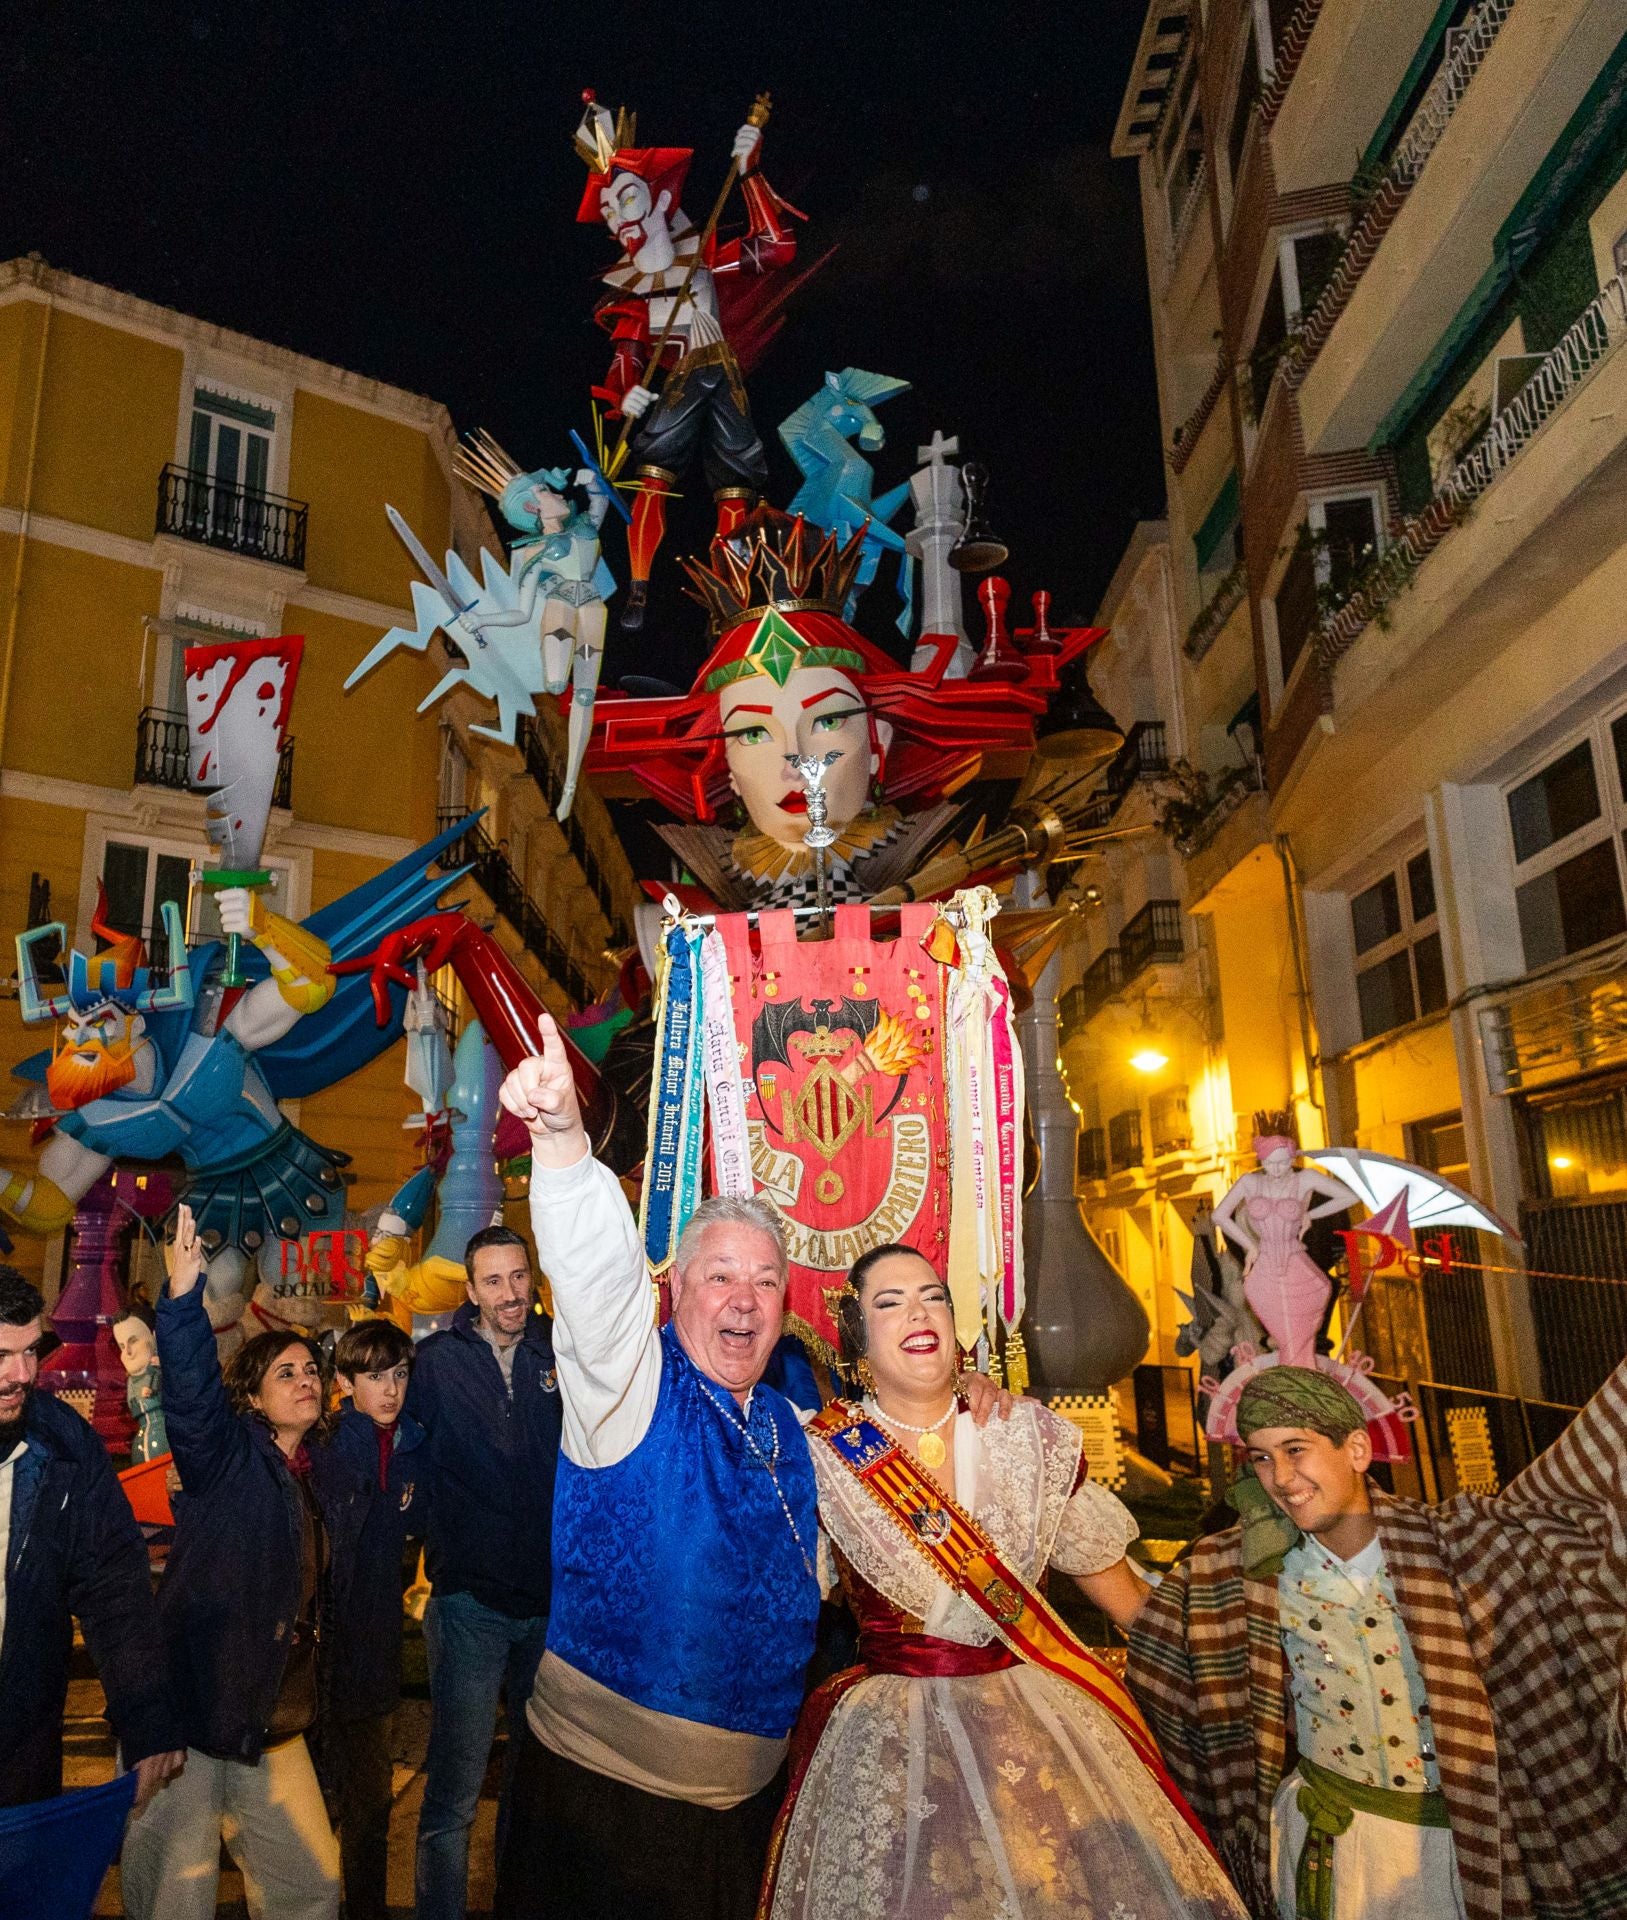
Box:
[547,1323,821,1740]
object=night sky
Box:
[6,0,1165,683]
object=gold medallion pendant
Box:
[916,1430,947,1470]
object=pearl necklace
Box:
[694,1376,817,1580]
[867,1395,957,1470]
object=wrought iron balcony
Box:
[1074,946,1125,1025]
[1108,1109,1143,1172]
[135,706,292,808]
[1120,899,1185,980]
[436,809,593,1007]
[156,464,309,570]
[1077,1126,1107,1182]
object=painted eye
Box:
[811,713,846,734]
[729,725,770,748]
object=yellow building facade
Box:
[1055,523,1318,1413]
[0,255,637,1296]
[1114,0,1627,1476]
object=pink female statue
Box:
[1209,1110,1359,1368]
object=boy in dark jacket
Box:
[0,1265,182,1811]
[323,1318,427,1920]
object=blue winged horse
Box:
[779,369,914,634]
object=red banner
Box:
[717,904,949,1354]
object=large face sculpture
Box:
[719,664,888,850]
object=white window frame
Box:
[173,349,294,499]
[438,727,471,821]
[1278,223,1348,325]
[1500,709,1627,966]
[1220,13,1264,223]
[79,824,303,954]
[1350,846,1443,1038]
[149,603,268,720]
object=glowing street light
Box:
[1129,1042,1169,1074]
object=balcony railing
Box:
[136,705,293,809]
[1105,721,1169,798]
[1319,270,1627,668]
[1184,561,1249,662]
[1078,1125,1108,1181]
[436,809,594,1007]
[1108,1109,1144,1172]
[1075,946,1125,1025]
[1285,0,1516,387]
[1259,0,1325,126]
[514,717,628,940]
[156,464,309,570]
[1165,156,1209,269]
[1169,353,1228,476]
[1121,898,1185,979]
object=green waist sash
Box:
[1292,1755,1449,1920]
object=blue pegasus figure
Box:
[779,369,914,633]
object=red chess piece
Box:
[971,576,1027,682]
[1023,588,1062,654]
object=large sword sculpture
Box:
[184,634,304,986]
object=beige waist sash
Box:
[527,1650,787,1811]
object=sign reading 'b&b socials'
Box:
[718,904,950,1354]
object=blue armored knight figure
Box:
[2,823,470,1346]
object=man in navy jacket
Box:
[0,1265,183,1810]
[406,1225,560,1920]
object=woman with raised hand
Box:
[761,1244,1245,1920]
[121,1202,350,1920]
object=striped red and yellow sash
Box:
[811,1399,1218,1858]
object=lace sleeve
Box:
[1047,1476,1140,1577]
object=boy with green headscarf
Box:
[1127,1361,1627,1920]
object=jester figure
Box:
[575,91,803,629]
[1,824,472,1343]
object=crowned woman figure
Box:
[1209,1111,1360,1370]
[760,1243,1245,1920]
[1201,1113,1414,1460]
[581,505,1105,913]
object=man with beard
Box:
[0,1265,183,1811]
[0,889,343,1347]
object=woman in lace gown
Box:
[761,1245,1245,1920]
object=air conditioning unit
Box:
[1150,1087,1192,1155]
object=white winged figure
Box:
[1300,1146,1522,1245]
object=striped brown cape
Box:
[1128,1353,1627,1919]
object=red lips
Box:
[777,793,809,814]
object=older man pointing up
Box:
[489,1010,820,1920]
[492,1011,1011,1920]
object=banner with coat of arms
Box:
[717,903,948,1355]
